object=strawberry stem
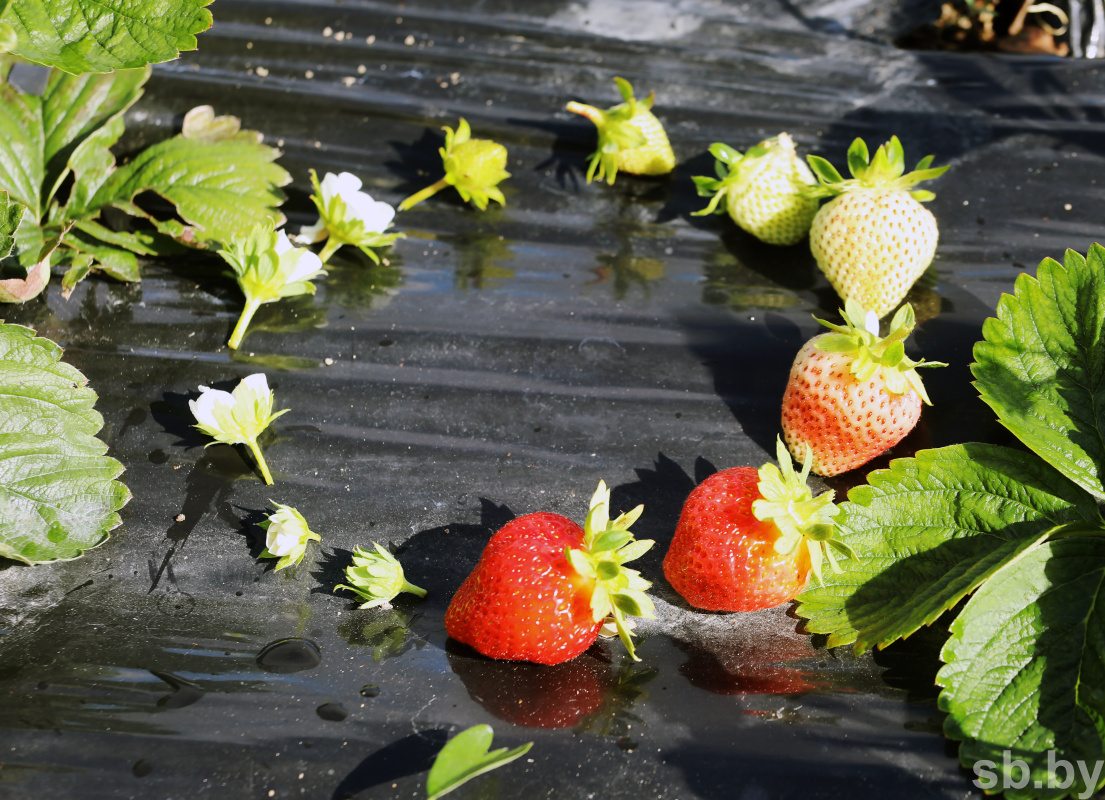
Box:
[398,178,450,212]
[566,101,604,126]
[246,438,275,485]
[228,297,262,350]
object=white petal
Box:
[333,172,363,196]
[274,230,294,255]
[345,193,395,233]
[268,527,301,556]
[295,218,328,245]
[239,373,267,395]
[318,172,344,203]
[190,388,234,428]
[288,250,324,283]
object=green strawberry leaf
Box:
[0,191,24,258]
[796,443,1101,651]
[0,65,148,220]
[938,537,1105,800]
[2,0,212,74]
[65,228,139,282]
[0,75,42,215]
[973,245,1105,501]
[425,725,531,800]
[40,67,148,203]
[87,130,289,246]
[0,323,129,563]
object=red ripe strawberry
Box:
[445,481,655,665]
[781,299,945,477]
[663,438,850,612]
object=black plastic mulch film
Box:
[2,1,1102,797]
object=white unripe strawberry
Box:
[693,133,818,246]
[806,137,948,318]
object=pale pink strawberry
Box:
[780,299,944,476]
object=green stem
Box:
[318,237,343,265]
[228,297,262,350]
[403,579,428,599]
[397,177,449,212]
[566,101,604,125]
[246,438,274,485]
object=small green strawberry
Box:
[566,77,675,184]
[398,119,510,211]
[692,133,818,246]
[805,136,949,318]
[780,299,945,476]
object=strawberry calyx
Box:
[751,437,852,587]
[398,118,511,211]
[804,135,948,202]
[692,133,806,216]
[814,298,947,403]
[565,480,655,662]
[566,77,653,184]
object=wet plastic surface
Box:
[4,1,1105,798]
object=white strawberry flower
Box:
[297,170,403,264]
[260,503,320,571]
[219,223,324,350]
[189,373,287,485]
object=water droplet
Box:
[257,639,321,673]
[359,685,380,698]
[617,737,638,752]
[132,760,153,777]
[316,702,348,721]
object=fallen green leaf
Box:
[426,725,531,800]
[0,66,289,299]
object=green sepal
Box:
[438,120,510,211]
[813,298,945,404]
[752,437,845,586]
[803,135,948,201]
[566,76,665,185]
[567,480,655,661]
[336,542,427,609]
[692,134,813,220]
[0,191,26,259]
